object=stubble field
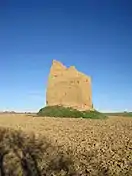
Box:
[0,113,132,175]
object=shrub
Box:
[37,105,107,119]
[0,127,76,176]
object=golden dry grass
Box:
[0,114,132,175]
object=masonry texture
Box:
[46,60,93,111]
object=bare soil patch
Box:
[0,114,131,175]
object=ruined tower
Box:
[46,60,93,111]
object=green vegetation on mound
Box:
[37,105,107,119]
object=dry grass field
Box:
[0,114,132,175]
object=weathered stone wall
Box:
[46,60,93,111]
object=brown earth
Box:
[46,60,93,111]
[0,114,132,175]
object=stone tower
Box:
[46,60,93,111]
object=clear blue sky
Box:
[0,0,132,112]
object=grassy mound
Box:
[37,105,107,119]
